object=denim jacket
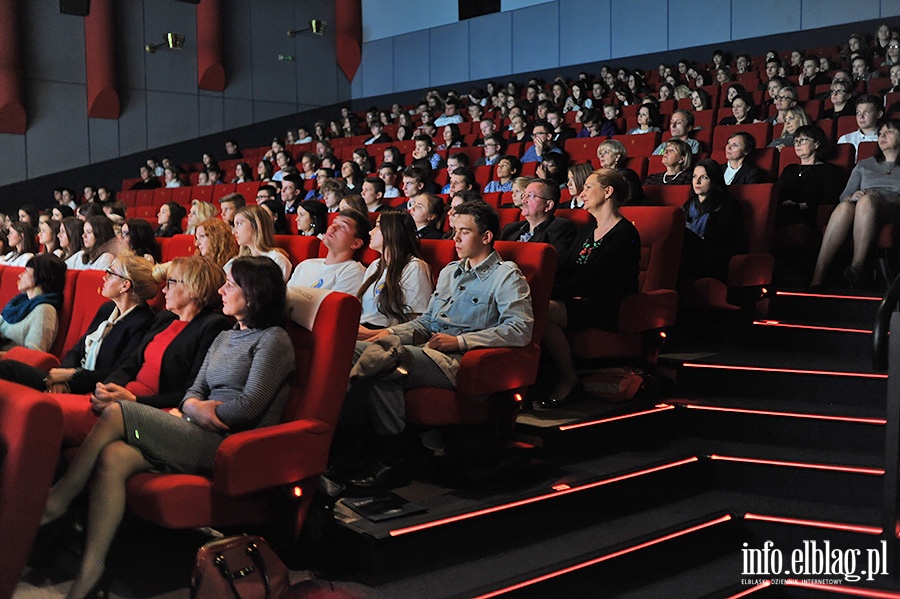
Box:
[389,250,533,384]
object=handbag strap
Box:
[210,540,272,599]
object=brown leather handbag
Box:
[191,534,289,599]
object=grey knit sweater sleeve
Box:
[182,326,295,432]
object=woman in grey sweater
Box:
[39,256,294,599]
[811,119,900,287]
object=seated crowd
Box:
[7,23,900,599]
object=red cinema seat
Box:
[555,208,594,228]
[711,122,773,154]
[236,181,262,199]
[0,387,63,599]
[169,186,193,207]
[404,242,557,428]
[135,190,155,207]
[568,206,684,361]
[687,184,777,311]
[161,234,196,261]
[211,183,238,203]
[613,132,661,157]
[125,291,361,537]
[643,184,692,208]
[419,239,457,285]
[275,235,320,267]
[189,186,213,204]
[151,188,173,206]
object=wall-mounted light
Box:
[145,32,186,53]
[287,19,326,37]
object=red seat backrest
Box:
[643,185,691,208]
[211,183,238,203]
[57,270,109,358]
[169,187,193,207]
[419,239,457,284]
[0,266,23,307]
[555,208,594,228]
[619,206,686,292]
[283,292,361,426]
[493,241,557,344]
[152,188,172,206]
[612,132,661,157]
[711,122,773,153]
[731,184,777,254]
[161,234,196,261]
[274,235,319,267]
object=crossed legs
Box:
[543,300,579,402]
[42,402,151,599]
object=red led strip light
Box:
[709,454,884,476]
[753,320,872,334]
[744,513,882,535]
[470,515,733,599]
[683,362,887,379]
[784,581,900,598]
[723,581,772,598]
[775,290,881,302]
[388,457,699,537]
[558,404,676,431]
[681,403,886,425]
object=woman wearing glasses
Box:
[775,125,847,231]
[821,80,855,120]
[40,257,293,599]
[49,255,230,446]
[811,119,900,287]
[0,251,156,394]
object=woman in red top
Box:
[50,255,231,445]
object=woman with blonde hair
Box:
[186,200,217,235]
[228,205,292,281]
[194,218,239,268]
[769,106,810,151]
[597,140,647,204]
[0,250,157,394]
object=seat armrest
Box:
[2,346,60,371]
[455,345,540,396]
[617,290,679,333]
[212,418,331,496]
[728,253,775,288]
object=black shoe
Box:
[535,381,583,410]
[344,459,411,495]
[844,266,860,285]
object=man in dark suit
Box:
[364,121,392,145]
[499,178,576,256]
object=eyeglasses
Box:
[793,137,814,145]
[523,192,551,202]
[104,269,130,282]
[256,195,272,201]
[532,131,550,137]
[165,278,184,289]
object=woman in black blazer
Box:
[720,131,763,186]
[50,255,231,445]
[0,251,156,393]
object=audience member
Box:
[58,217,85,268]
[155,202,186,238]
[408,194,445,240]
[0,222,36,267]
[229,205,292,282]
[194,218,239,268]
[499,178,576,256]
[72,215,116,271]
[646,139,693,185]
[288,210,369,294]
[296,200,328,238]
[219,193,246,227]
[0,253,67,352]
[122,219,162,264]
[775,125,846,230]
[838,95,883,151]
[769,106,810,150]
[653,110,700,154]
[484,156,522,193]
[187,200,217,235]
[722,132,763,185]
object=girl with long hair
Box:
[229,205,292,281]
[357,209,433,337]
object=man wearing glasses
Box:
[254,185,277,205]
[475,133,505,167]
[522,120,563,163]
[499,178,576,256]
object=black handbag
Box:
[191,534,288,599]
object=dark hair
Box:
[365,177,386,196]
[229,256,287,329]
[856,94,883,111]
[413,134,435,150]
[52,205,75,219]
[686,159,730,216]
[257,160,274,180]
[454,199,499,239]
[18,204,39,226]
[83,215,116,263]
[234,162,254,182]
[261,199,290,235]
[538,153,569,188]
[160,202,186,232]
[9,222,37,256]
[359,209,424,324]
[26,253,67,295]
[875,119,900,163]
[442,124,464,147]
[337,209,371,247]
[39,219,61,255]
[672,109,695,129]
[77,203,105,220]
[529,177,562,210]
[60,217,84,259]
[451,167,477,190]
[728,131,757,155]
[382,147,404,168]
[793,124,830,161]
[403,166,428,185]
[352,147,374,173]
[125,218,162,263]
[448,152,471,168]
[342,161,364,188]
[297,201,328,236]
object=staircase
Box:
[319,287,900,598]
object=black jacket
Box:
[105,309,231,408]
[499,215,577,257]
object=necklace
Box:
[662,172,677,184]
[886,161,896,176]
[797,164,818,177]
